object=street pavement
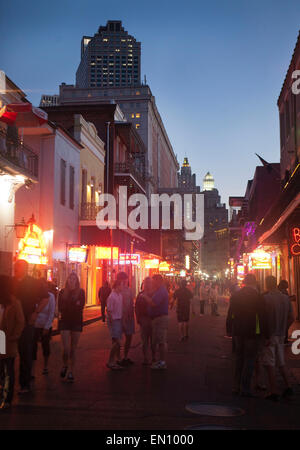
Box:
[1,300,300,430]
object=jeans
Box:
[233,336,259,394]
[18,324,34,390]
[0,357,15,404]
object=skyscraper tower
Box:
[76,20,141,88]
[178,157,199,192]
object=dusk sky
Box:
[1,0,300,205]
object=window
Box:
[136,124,140,129]
[60,159,66,206]
[69,166,75,210]
[81,169,87,207]
[136,113,140,118]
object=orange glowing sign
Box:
[18,223,48,265]
[69,247,88,263]
[250,249,272,270]
[291,227,300,256]
[96,246,119,260]
[159,261,170,272]
[144,258,160,269]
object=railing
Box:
[80,203,102,221]
[0,127,38,178]
[114,162,145,188]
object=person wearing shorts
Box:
[145,274,169,370]
[117,272,135,367]
[58,273,85,383]
[106,280,124,370]
[261,276,294,401]
[173,280,193,341]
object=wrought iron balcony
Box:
[80,202,102,221]
[114,162,145,190]
[0,127,38,179]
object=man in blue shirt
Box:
[146,274,169,370]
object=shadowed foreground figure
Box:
[226,273,269,397]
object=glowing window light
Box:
[185,255,190,270]
[18,224,48,265]
[96,246,119,260]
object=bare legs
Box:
[108,339,121,366]
[61,331,81,376]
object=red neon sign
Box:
[291,227,300,256]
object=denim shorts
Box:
[108,319,123,340]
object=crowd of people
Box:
[0,260,86,410]
[226,273,294,401]
[1,259,294,411]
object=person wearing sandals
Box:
[106,280,124,370]
[32,279,56,377]
[58,273,85,382]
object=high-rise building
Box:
[200,172,229,275]
[76,20,141,89]
[41,21,179,194]
[178,157,199,193]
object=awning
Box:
[0,103,48,127]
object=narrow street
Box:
[1,302,300,430]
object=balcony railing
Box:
[0,127,38,179]
[80,203,102,221]
[114,162,145,189]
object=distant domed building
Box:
[203,172,215,191]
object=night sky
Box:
[1,0,300,205]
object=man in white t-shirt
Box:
[106,280,124,370]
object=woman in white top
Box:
[106,280,124,370]
[32,281,56,376]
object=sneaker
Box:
[282,387,294,398]
[66,372,74,383]
[151,361,167,370]
[118,359,134,367]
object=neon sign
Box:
[18,223,48,265]
[119,253,140,265]
[144,259,159,269]
[291,227,300,256]
[69,247,88,263]
[159,261,170,272]
[250,249,272,270]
